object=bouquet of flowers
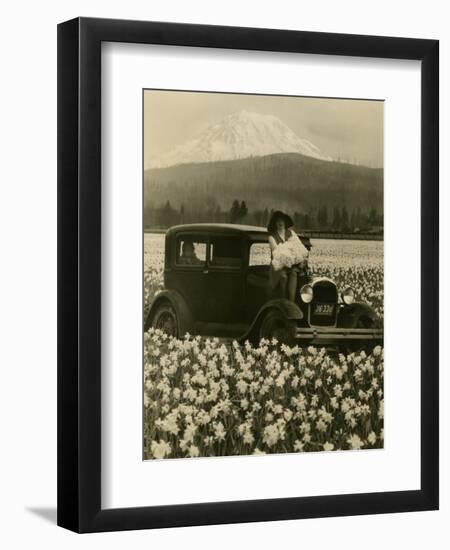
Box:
[272,233,309,271]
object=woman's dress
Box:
[269,229,294,291]
[269,229,309,295]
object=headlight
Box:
[342,287,355,305]
[300,284,314,303]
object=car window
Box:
[176,237,207,267]
[249,242,271,266]
[209,236,242,269]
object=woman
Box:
[267,211,303,302]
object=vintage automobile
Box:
[145,223,383,348]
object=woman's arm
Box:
[268,235,277,253]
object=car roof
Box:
[167,223,269,241]
[166,223,312,249]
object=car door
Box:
[169,233,209,321]
[203,235,245,324]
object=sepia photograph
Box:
[143,90,384,460]
[54,13,439,535]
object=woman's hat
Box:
[267,210,294,233]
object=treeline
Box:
[144,152,383,217]
[144,199,383,234]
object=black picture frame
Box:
[57,17,439,533]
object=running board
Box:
[295,327,383,343]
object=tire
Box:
[259,309,297,345]
[344,316,378,355]
[150,302,178,338]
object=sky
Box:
[143,90,384,170]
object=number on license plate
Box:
[314,303,334,315]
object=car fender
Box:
[338,302,380,328]
[145,289,193,336]
[242,299,303,341]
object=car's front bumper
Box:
[295,327,383,346]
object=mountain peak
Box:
[148,111,331,169]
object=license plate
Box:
[313,303,334,316]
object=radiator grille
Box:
[310,281,338,327]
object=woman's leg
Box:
[287,270,297,302]
[279,270,288,298]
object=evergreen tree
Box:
[350,208,356,231]
[341,205,349,232]
[239,200,248,221]
[254,210,263,226]
[317,207,323,227]
[332,206,342,231]
[317,205,328,229]
[369,206,378,226]
[355,206,362,229]
[229,200,241,223]
[322,205,328,229]
[160,200,177,228]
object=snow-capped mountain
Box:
[148,110,331,169]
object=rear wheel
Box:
[259,310,297,345]
[150,302,178,338]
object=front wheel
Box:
[259,310,297,345]
[149,302,178,338]
[344,316,381,355]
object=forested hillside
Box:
[144,152,383,231]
